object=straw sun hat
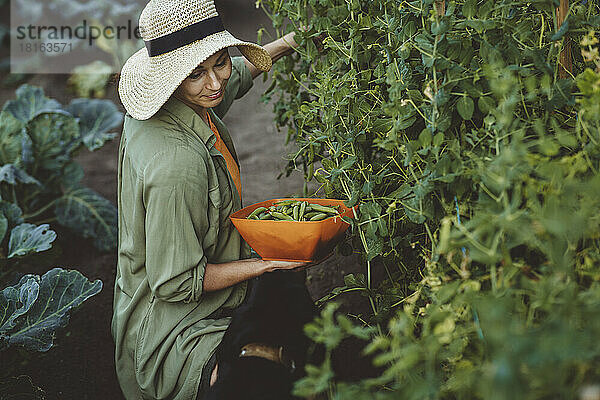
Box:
[118,0,272,120]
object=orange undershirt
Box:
[206,112,242,199]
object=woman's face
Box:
[173,49,232,111]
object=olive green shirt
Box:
[112,57,253,400]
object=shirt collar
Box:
[160,96,216,146]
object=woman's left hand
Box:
[280,26,326,58]
[299,26,326,53]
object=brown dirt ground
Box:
[0,1,379,398]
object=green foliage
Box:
[66,98,120,151]
[260,0,600,397]
[2,85,61,123]
[55,186,118,251]
[0,83,115,392]
[0,84,121,251]
[7,223,56,258]
[67,61,113,99]
[0,268,102,351]
[0,164,40,186]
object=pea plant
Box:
[259,0,600,397]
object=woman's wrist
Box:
[258,259,276,274]
[266,32,298,62]
[244,32,298,79]
[280,32,298,53]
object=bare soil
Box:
[0,2,377,398]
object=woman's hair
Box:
[108,73,120,86]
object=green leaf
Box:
[537,137,560,156]
[8,223,57,258]
[55,186,117,251]
[2,84,61,123]
[0,201,24,227]
[0,268,102,351]
[551,18,569,41]
[402,21,417,39]
[478,96,496,114]
[371,118,393,133]
[26,111,80,171]
[0,164,41,186]
[433,132,444,147]
[378,218,389,236]
[404,197,426,224]
[67,61,112,98]
[339,155,357,170]
[462,0,477,18]
[413,177,434,200]
[418,129,432,147]
[20,129,34,166]
[477,0,494,19]
[458,19,498,33]
[61,161,85,188]
[0,276,39,332]
[65,98,122,151]
[431,19,449,35]
[457,96,475,120]
[343,273,366,288]
[365,234,384,261]
[0,111,24,165]
[389,184,411,200]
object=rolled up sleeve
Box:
[212,56,254,119]
[142,147,210,303]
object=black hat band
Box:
[144,16,225,57]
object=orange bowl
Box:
[230,198,356,262]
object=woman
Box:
[112,0,312,398]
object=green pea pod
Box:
[259,212,273,220]
[274,200,299,206]
[292,205,300,220]
[247,206,267,219]
[299,201,307,220]
[310,204,340,214]
[309,213,329,221]
[271,211,294,221]
[304,211,320,219]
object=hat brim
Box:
[118,30,272,120]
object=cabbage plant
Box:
[0,83,116,396]
[1,84,121,251]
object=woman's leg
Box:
[210,363,218,386]
[198,351,218,398]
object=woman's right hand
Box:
[263,251,333,272]
[203,255,332,292]
[264,260,313,272]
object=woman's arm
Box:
[243,32,299,79]
[202,258,308,292]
